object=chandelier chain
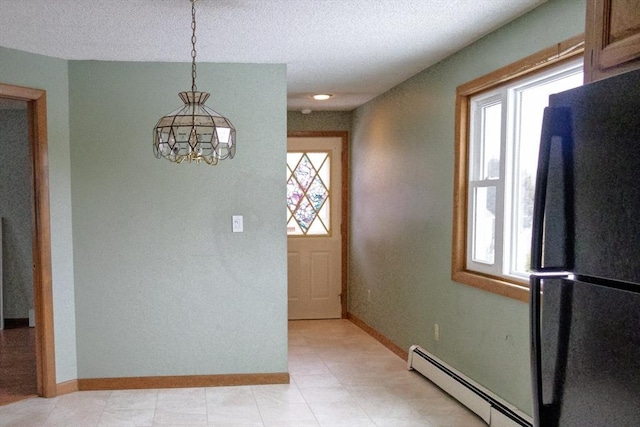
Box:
[152,0,236,166]
[191,0,197,92]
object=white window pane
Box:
[510,66,583,275]
[482,103,502,179]
[512,173,534,274]
[287,152,302,171]
[287,215,303,235]
[473,186,496,264]
[515,71,583,183]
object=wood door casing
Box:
[0,83,56,398]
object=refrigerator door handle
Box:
[530,275,544,427]
[531,274,573,427]
[531,106,572,272]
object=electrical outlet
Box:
[434,324,440,342]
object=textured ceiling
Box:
[0,0,545,111]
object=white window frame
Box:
[467,91,505,278]
[466,60,583,281]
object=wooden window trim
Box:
[451,35,584,302]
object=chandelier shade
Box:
[153,91,236,165]
[152,0,235,165]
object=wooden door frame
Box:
[287,131,349,318]
[0,83,57,397]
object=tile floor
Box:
[0,319,486,426]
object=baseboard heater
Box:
[407,345,532,427]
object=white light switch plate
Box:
[232,215,243,232]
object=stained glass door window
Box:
[287,151,331,235]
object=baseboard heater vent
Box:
[408,345,532,427]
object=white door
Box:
[287,136,343,319]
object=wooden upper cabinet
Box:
[585,0,640,82]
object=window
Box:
[287,151,332,236]
[452,36,584,301]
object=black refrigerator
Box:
[530,68,640,427]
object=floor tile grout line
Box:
[249,384,267,427]
[204,386,210,426]
[42,396,59,426]
[298,322,379,426]
[303,382,323,427]
[295,373,329,427]
[89,391,111,427]
[152,388,159,426]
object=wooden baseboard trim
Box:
[347,312,409,361]
[77,372,290,391]
[56,379,79,396]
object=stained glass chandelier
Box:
[153,0,236,165]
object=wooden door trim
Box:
[287,131,349,318]
[0,83,57,397]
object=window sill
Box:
[451,270,530,302]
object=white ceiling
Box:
[0,0,545,111]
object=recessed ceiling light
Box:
[312,94,333,101]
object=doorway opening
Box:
[0,83,56,404]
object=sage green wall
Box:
[0,109,33,319]
[0,47,78,382]
[287,111,353,132]
[69,61,288,378]
[349,0,585,415]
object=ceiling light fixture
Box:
[312,94,333,101]
[153,0,235,165]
